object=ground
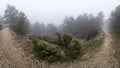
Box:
[0,26,118,68]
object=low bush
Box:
[33,40,66,62]
[63,34,73,48]
[31,32,104,62]
[67,38,82,60]
[0,24,2,30]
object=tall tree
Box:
[12,11,30,34]
[0,15,3,30]
[4,4,18,24]
[4,4,30,35]
[110,5,120,32]
[60,12,104,39]
[0,15,4,23]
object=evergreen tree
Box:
[4,4,30,35]
[4,4,18,24]
[12,11,29,34]
[110,5,120,33]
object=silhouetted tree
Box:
[0,15,3,30]
[60,12,104,39]
[110,5,120,33]
[62,16,75,34]
[0,15,4,23]
[12,11,30,34]
[46,23,57,34]
[4,4,30,35]
[30,22,46,35]
[4,4,18,24]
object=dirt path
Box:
[0,27,32,68]
[0,26,118,68]
[78,32,118,68]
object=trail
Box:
[0,25,118,68]
[78,32,118,68]
[0,27,31,68]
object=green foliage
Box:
[110,5,120,33]
[4,4,29,35]
[0,15,3,30]
[0,24,2,30]
[40,34,59,44]
[30,36,39,45]
[67,39,82,60]
[31,32,104,62]
[55,32,63,46]
[12,21,25,34]
[33,40,66,62]
[63,34,73,48]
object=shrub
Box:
[63,34,73,48]
[31,32,104,62]
[55,32,64,46]
[30,36,39,45]
[33,40,66,62]
[0,24,2,30]
[67,38,82,60]
[39,34,58,44]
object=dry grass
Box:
[112,33,120,67]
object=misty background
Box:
[0,0,119,25]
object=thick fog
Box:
[0,0,119,25]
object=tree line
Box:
[1,4,115,39]
[30,13,104,40]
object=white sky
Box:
[0,0,120,25]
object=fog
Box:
[0,0,119,25]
